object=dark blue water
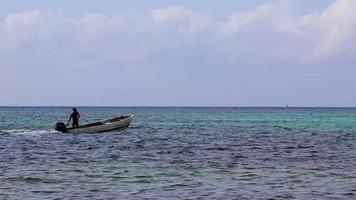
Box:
[1,107,356,199]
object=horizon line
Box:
[1,105,356,108]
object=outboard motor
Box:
[55,122,67,132]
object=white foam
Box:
[1,129,53,136]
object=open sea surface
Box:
[1,107,356,199]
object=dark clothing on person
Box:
[69,111,80,128]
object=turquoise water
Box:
[1,107,356,199]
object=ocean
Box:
[1,107,356,199]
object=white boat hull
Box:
[58,114,134,133]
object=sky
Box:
[1,0,355,107]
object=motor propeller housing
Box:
[55,122,66,132]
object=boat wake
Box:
[0,129,54,136]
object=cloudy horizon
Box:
[1,0,355,107]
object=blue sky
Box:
[0,0,355,106]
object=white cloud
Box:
[221,0,294,37]
[74,13,123,40]
[0,10,124,52]
[298,0,356,60]
[219,0,356,61]
[1,10,52,51]
[150,6,210,34]
[1,1,356,63]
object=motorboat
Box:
[55,114,134,133]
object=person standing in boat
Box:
[67,108,80,128]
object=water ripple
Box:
[1,107,356,199]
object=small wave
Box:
[23,177,43,184]
[6,176,64,184]
[0,129,53,136]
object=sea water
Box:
[1,107,356,199]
